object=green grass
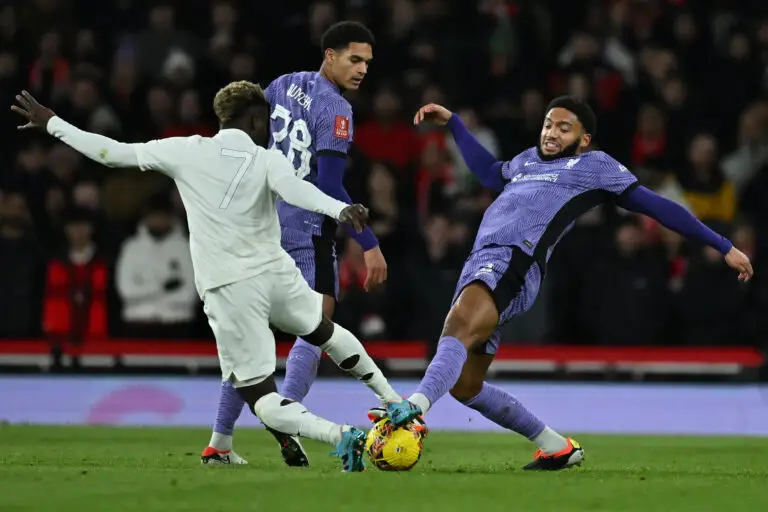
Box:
[1,425,767,511]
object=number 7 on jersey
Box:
[219,148,254,209]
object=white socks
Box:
[208,432,233,451]
[408,393,431,414]
[253,392,343,446]
[321,323,401,404]
[532,426,569,454]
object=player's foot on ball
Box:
[200,446,248,466]
[385,399,422,428]
[367,406,387,423]
[266,427,310,467]
[367,406,429,437]
[522,438,584,471]
[330,427,366,472]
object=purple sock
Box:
[464,383,545,440]
[281,338,322,402]
[213,380,245,436]
[414,336,468,406]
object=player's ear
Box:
[580,134,592,149]
[324,48,335,64]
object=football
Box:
[364,417,424,471]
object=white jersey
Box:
[46,119,349,296]
[133,129,349,294]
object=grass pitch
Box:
[1,425,767,511]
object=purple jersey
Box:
[474,148,639,264]
[265,71,354,237]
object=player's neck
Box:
[319,64,343,92]
[220,121,244,133]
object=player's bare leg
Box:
[386,283,498,426]
[234,374,366,472]
[388,283,582,470]
[281,295,335,402]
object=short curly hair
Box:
[213,81,268,124]
[321,21,374,51]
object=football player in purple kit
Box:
[378,96,753,470]
[201,22,400,467]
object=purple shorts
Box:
[452,245,543,354]
[281,227,338,299]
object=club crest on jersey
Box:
[565,158,581,169]
[334,116,350,139]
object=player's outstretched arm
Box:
[414,104,504,191]
[618,185,753,281]
[11,90,140,168]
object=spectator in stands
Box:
[115,193,197,338]
[676,223,749,345]
[659,75,700,166]
[366,162,407,255]
[416,139,454,218]
[336,238,388,340]
[549,206,613,343]
[28,30,69,100]
[365,162,413,339]
[632,103,667,167]
[407,214,462,345]
[160,89,215,139]
[0,1,765,352]
[741,161,768,255]
[722,102,768,194]
[680,133,736,224]
[496,88,545,157]
[61,77,111,135]
[228,53,257,82]
[146,86,175,138]
[714,30,762,139]
[581,216,671,345]
[135,4,202,83]
[354,84,419,170]
[0,191,44,337]
[47,142,82,190]
[43,208,108,351]
[109,55,143,138]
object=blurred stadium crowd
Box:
[0,0,766,349]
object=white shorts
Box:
[202,255,323,385]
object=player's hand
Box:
[339,204,369,234]
[10,90,55,130]
[363,246,387,291]
[725,246,754,282]
[413,103,452,126]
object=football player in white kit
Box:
[11,83,422,472]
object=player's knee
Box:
[442,286,498,349]
[441,307,483,349]
[302,316,334,346]
[232,374,278,409]
[253,392,303,436]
